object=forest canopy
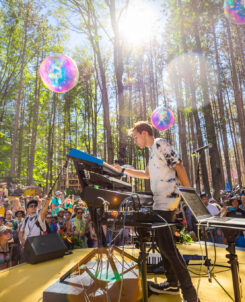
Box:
[0,0,245,199]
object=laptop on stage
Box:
[177,186,245,230]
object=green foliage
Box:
[0,0,244,191]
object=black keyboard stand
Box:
[226,241,241,302]
[194,225,242,302]
[135,223,173,302]
[147,229,160,254]
[223,229,242,302]
[137,229,149,302]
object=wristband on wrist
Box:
[120,168,125,176]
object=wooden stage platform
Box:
[0,242,245,302]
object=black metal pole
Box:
[226,242,241,302]
[139,239,148,302]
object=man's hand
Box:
[41,196,51,221]
[113,164,123,173]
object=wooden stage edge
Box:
[0,242,245,302]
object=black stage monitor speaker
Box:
[24,233,68,264]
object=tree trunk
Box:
[194,24,222,199]
[211,20,232,188]
[10,4,29,178]
[16,100,25,183]
[225,90,243,188]
[92,72,98,156]
[108,0,126,164]
[27,55,41,185]
[225,19,245,164]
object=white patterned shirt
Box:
[148,138,181,211]
[20,214,46,239]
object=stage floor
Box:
[0,242,244,302]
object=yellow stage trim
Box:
[0,244,245,302]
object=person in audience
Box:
[3,198,11,212]
[183,205,197,237]
[201,193,222,243]
[201,193,220,216]
[64,196,73,213]
[240,195,245,211]
[12,198,21,215]
[64,210,73,235]
[45,214,52,229]
[15,210,25,230]
[57,208,66,234]
[78,200,88,215]
[19,198,50,247]
[51,191,62,215]
[208,197,222,212]
[19,196,25,209]
[222,196,245,218]
[72,207,87,248]
[25,195,31,204]
[4,210,18,231]
[86,214,98,248]
[0,215,4,227]
[0,183,8,198]
[0,199,5,217]
[14,185,23,196]
[0,225,19,270]
[50,215,58,233]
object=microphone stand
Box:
[192,149,234,299]
[195,153,201,195]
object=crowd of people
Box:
[182,188,245,246]
[1,181,245,271]
[0,185,98,270]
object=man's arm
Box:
[41,197,51,222]
[114,164,150,179]
[174,162,191,187]
[19,231,25,246]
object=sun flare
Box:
[119,3,158,46]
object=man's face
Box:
[46,216,52,223]
[27,203,38,214]
[76,210,83,218]
[231,200,239,209]
[16,213,23,220]
[65,212,71,220]
[6,213,12,220]
[132,130,147,149]
[58,211,64,218]
[202,196,209,206]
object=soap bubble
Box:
[40,54,79,93]
[224,0,245,24]
[151,107,174,131]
